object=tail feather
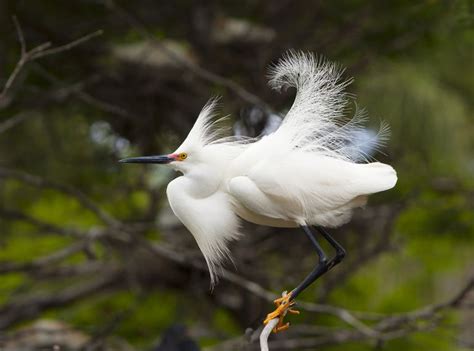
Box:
[355,162,398,195]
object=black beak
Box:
[119,155,174,164]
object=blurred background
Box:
[0,1,473,350]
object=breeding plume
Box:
[120,51,397,332]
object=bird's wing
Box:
[228,52,397,228]
[231,152,396,226]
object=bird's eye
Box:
[178,152,187,160]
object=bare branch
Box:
[0,55,27,106]
[0,270,121,328]
[0,229,104,275]
[0,240,88,274]
[374,275,474,331]
[0,206,86,237]
[260,319,278,351]
[0,112,33,134]
[0,18,102,108]
[31,261,110,280]
[12,16,26,55]
[259,291,291,351]
[29,30,103,60]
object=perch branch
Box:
[260,319,279,351]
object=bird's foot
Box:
[263,290,300,333]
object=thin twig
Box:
[31,65,135,119]
[0,112,33,134]
[0,17,102,107]
[30,30,103,60]
[12,16,26,55]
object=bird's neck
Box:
[179,165,223,198]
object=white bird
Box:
[120,51,397,332]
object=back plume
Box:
[268,51,389,162]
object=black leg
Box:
[313,226,346,270]
[291,225,329,299]
[290,225,346,300]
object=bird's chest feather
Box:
[166,177,241,271]
[166,180,232,228]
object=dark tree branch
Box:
[0,112,32,134]
[0,206,86,237]
[0,270,122,329]
[0,167,119,227]
[0,16,102,111]
[0,240,90,274]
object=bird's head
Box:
[119,98,228,174]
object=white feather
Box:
[162,51,397,284]
[167,176,241,285]
[268,51,389,162]
[179,98,227,149]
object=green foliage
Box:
[0,233,72,262]
[398,191,474,240]
[357,61,471,174]
[0,273,25,304]
[46,290,178,348]
[324,186,472,350]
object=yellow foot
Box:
[263,291,300,333]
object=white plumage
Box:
[123,51,397,284]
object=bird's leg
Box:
[290,225,330,300]
[313,226,346,270]
[264,225,329,332]
[291,226,347,299]
[263,226,347,332]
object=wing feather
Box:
[239,153,396,226]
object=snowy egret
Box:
[120,51,397,332]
